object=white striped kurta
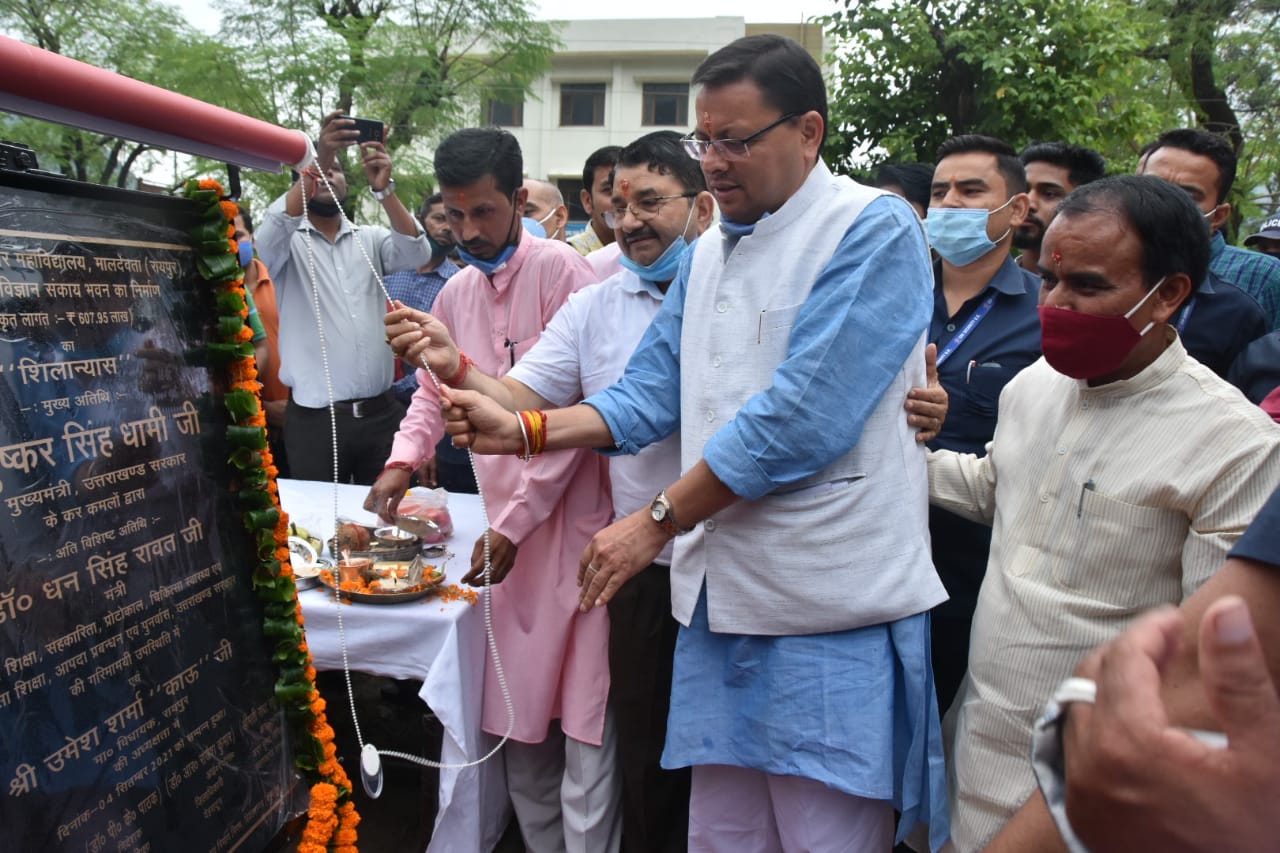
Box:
[927,335,1280,851]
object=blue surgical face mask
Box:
[457,242,516,276]
[925,196,1014,266]
[619,202,697,283]
[521,216,546,239]
[456,193,521,275]
[238,239,254,269]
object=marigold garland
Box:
[183,177,359,851]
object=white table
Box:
[279,479,511,853]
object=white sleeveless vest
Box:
[672,162,947,635]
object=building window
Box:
[560,83,606,126]
[557,178,586,220]
[642,83,689,126]
[484,97,523,127]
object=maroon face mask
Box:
[1038,277,1165,380]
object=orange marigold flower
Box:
[220,200,241,221]
[198,178,225,194]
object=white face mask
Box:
[536,207,562,240]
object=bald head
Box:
[522,178,569,241]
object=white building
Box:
[481,17,825,221]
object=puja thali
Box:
[316,559,448,605]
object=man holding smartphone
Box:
[256,111,430,484]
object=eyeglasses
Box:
[604,192,698,228]
[681,113,800,162]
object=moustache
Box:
[623,227,660,244]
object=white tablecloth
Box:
[279,479,511,853]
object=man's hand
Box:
[386,301,459,376]
[905,342,948,443]
[577,509,670,612]
[463,529,517,586]
[360,140,393,195]
[317,111,358,167]
[363,467,412,524]
[417,457,438,488]
[1063,596,1280,852]
[441,386,523,454]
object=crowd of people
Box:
[242,32,1280,853]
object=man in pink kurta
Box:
[365,128,620,852]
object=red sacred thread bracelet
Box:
[442,351,471,386]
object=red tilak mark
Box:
[702,112,711,131]
[1052,249,1063,266]
[619,178,630,193]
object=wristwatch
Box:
[649,490,693,537]
[370,178,396,200]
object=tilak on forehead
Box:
[1052,249,1063,267]
[702,111,712,132]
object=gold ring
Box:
[586,565,599,574]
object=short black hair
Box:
[1019,142,1107,188]
[614,131,707,194]
[418,192,444,219]
[434,128,523,197]
[1055,174,1210,289]
[1145,128,1237,203]
[582,146,623,194]
[235,203,254,234]
[871,162,934,212]
[935,134,1027,196]
[692,34,828,146]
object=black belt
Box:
[295,390,394,419]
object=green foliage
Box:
[0,0,230,184]
[215,0,559,208]
[819,0,1280,239]
[0,0,555,207]
[820,0,1181,174]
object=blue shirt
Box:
[1210,230,1280,331]
[928,255,1041,457]
[1230,486,1280,568]
[384,259,459,404]
[585,196,933,500]
[1175,270,1268,380]
[1228,329,1280,404]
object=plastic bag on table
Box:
[396,487,453,542]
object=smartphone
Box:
[341,115,385,144]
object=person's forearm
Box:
[983,790,1068,853]
[283,179,305,217]
[544,404,615,451]
[379,193,420,239]
[492,377,550,413]
[254,340,269,375]
[665,460,741,527]
[1163,556,1280,729]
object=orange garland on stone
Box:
[195,178,360,850]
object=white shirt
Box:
[255,194,430,407]
[507,269,680,564]
[587,241,623,280]
[928,336,1280,850]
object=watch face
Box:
[650,502,666,522]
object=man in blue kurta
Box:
[437,34,951,851]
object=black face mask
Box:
[426,232,454,261]
[308,198,342,218]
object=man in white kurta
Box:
[928,174,1280,850]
